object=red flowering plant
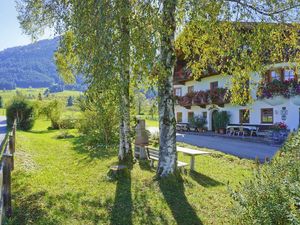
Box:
[178,92,195,107]
[209,88,230,104]
[272,122,288,131]
[258,79,299,99]
[193,91,209,106]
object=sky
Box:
[0,0,52,51]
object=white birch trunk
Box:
[117,0,132,162]
[157,0,177,177]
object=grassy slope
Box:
[10,119,254,225]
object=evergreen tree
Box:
[38,93,42,101]
[67,96,73,107]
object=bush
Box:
[6,96,35,130]
[58,116,78,129]
[149,131,160,147]
[39,100,64,129]
[78,108,119,146]
[231,131,300,224]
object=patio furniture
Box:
[176,123,190,132]
[146,147,188,172]
[177,146,210,171]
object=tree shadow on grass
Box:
[70,137,117,162]
[189,171,224,187]
[137,159,156,172]
[110,170,133,225]
[159,174,203,225]
[27,129,57,134]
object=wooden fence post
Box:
[8,135,14,171]
[2,149,12,218]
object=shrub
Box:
[58,116,78,129]
[149,131,160,147]
[213,111,230,130]
[78,108,119,146]
[57,130,75,139]
[39,100,64,129]
[6,96,35,130]
[231,131,300,224]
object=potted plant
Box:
[190,115,207,132]
[213,111,230,134]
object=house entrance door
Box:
[211,110,218,131]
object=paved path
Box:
[0,116,7,145]
[176,133,279,162]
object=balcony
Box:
[176,88,230,109]
[257,79,300,105]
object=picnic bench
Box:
[146,147,188,172]
[177,147,210,171]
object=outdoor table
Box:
[177,146,210,171]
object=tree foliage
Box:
[6,96,35,130]
[231,132,300,224]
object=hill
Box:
[0,38,84,90]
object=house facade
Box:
[174,62,300,131]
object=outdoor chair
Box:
[226,127,235,136]
[237,127,245,136]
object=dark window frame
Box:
[177,112,183,123]
[239,109,250,124]
[261,108,274,124]
[210,81,218,91]
[188,111,194,123]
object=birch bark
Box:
[157,0,177,177]
[118,0,132,162]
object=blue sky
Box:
[0,0,52,51]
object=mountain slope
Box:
[0,38,67,89]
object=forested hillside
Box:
[0,38,84,90]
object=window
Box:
[187,86,194,93]
[210,81,218,91]
[261,108,273,124]
[284,69,295,81]
[188,112,194,123]
[174,88,182,96]
[239,109,250,124]
[177,112,182,123]
[270,70,281,81]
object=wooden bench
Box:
[146,147,188,172]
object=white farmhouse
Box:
[174,62,300,132]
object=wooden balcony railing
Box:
[175,88,230,109]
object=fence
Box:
[0,119,16,224]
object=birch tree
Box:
[17,0,157,163]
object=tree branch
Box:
[226,0,300,16]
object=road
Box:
[176,133,279,162]
[0,116,7,145]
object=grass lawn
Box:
[9,119,255,225]
[145,119,159,128]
